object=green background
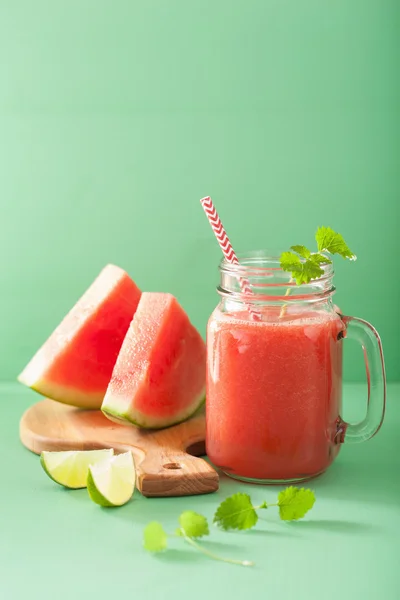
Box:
[0,0,399,382]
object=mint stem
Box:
[179,529,254,567]
[255,502,278,510]
[279,279,293,319]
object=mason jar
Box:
[206,251,386,484]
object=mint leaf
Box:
[280,252,325,285]
[178,509,253,566]
[178,511,209,538]
[315,227,356,260]
[143,522,168,552]
[290,245,311,259]
[277,487,316,521]
[281,226,352,285]
[309,253,332,265]
[214,493,259,531]
[280,251,302,272]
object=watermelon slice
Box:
[101,293,206,429]
[18,264,141,409]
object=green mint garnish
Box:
[214,487,316,531]
[143,510,253,567]
[280,251,330,285]
[213,493,262,531]
[143,487,316,566]
[176,510,209,538]
[280,226,356,285]
[277,487,316,521]
[315,226,356,259]
[143,521,168,552]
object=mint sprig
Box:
[214,487,315,531]
[143,510,253,567]
[280,251,330,285]
[143,487,316,567]
[280,227,356,285]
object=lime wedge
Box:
[40,449,114,489]
[87,451,135,507]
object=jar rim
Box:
[219,249,334,286]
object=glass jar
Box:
[206,251,386,484]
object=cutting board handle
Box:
[20,400,219,497]
[137,448,218,497]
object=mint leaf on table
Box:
[144,512,253,566]
[176,510,253,567]
[178,511,209,538]
[277,487,316,521]
[214,487,316,530]
[213,493,263,531]
[143,486,317,566]
[143,521,168,552]
[315,226,356,260]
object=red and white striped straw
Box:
[200,196,261,320]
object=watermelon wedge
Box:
[101,293,206,429]
[18,264,141,409]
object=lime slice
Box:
[40,449,114,489]
[87,451,135,507]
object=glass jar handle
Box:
[336,315,386,444]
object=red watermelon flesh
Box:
[18,264,141,409]
[101,292,206,428]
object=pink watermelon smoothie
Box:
[206,307,344,481]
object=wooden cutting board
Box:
[20,399,219,497]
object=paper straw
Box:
[200,197,261,321]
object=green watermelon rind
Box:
[102,393,205,430]
[27,378,104,410]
